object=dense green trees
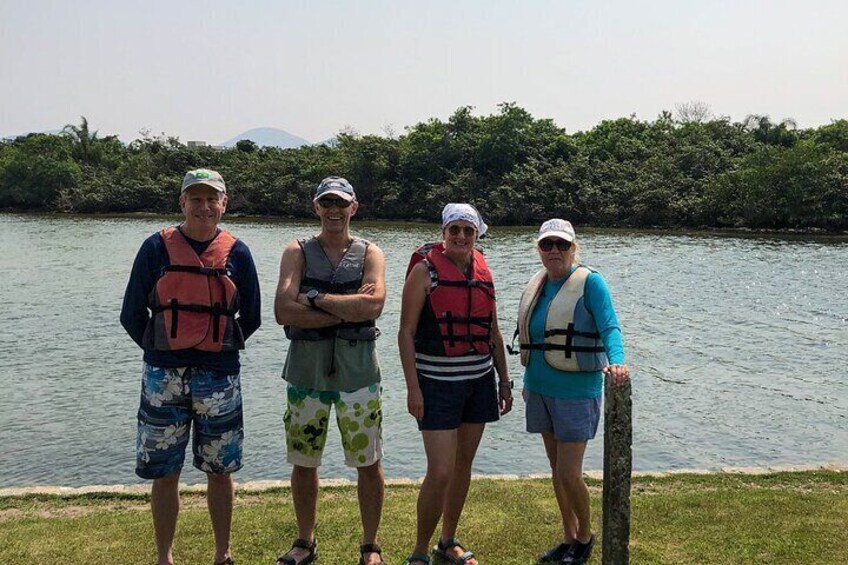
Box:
[1,107,846,230]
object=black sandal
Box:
[359,542,387,565]
[537,541,571,563]
[431,538,476,565]
[275,537,318,565]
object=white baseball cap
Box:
[537,218,575,242]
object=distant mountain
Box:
[315,136,338,147]
[220,127,310,149]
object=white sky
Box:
[1,0,846,143]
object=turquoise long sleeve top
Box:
[523,266,625,399]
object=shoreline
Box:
[3,210,848,238]
[3,462,845,498]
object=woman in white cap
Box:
[513,219,629,565]
[398,203,513,565]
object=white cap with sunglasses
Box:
[537,218,576,242]
[314,176,356,202]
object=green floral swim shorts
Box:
[283,383,383,468]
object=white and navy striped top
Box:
[415,352,494,381]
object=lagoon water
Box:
[0,213,846,488]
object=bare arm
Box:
[398,262,429,420]
[273,240,341,328]
[310,244,386,322]
[490,304,514,415]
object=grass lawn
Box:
[1,471,846,564]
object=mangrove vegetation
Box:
[1,106,846,230]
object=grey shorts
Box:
[525,391,601,442]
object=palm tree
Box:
[62,116,99,162]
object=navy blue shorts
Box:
[418,371,499,431]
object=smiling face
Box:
[442,219,478,260]
[314,196,358,235]
[179,184,227,239]
[537,236,576,279]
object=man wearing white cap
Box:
[274,176,388,565]
[121,168,261,565]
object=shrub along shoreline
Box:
[2,470,846,564]
[2,106,847,231]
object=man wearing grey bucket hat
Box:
[121,168,261,565]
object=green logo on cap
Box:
[194,170,211,179]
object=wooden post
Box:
[602,377,632,565]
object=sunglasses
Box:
[317,197,352,209]
[538,238,572,252]
[447,225,477,237]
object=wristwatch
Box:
[306,289,320,309]
[498,380,514,390]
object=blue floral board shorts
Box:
[136,363,243,479]
[284,383,383,468]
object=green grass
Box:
[1,471,846,564]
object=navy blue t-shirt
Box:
[120,226,261,374]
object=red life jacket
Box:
[146,227,241,352]
[410,244,496,357]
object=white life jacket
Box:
[514,266,607,372]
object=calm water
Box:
[0,213,846,488]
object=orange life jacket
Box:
[410,244,496,357]
[146,227,242,352]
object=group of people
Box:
[120,169,630,565]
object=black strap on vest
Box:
[435,278,495,299]
[285,319,376,340]
[162,265,229,277]
[301,276,362,294]
[429,311,493,348]
[507,324,605,357]
[156,300,237,343]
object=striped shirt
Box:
[415,352,494,381]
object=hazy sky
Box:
[2,0,846,143]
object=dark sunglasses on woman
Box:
[538,238,571,252]
[447,225,477,237]
[317,197,352,209]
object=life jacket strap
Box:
[519,343,606,353]
[301,277,362,294]
[507,326,520,355]
[544,328,602,339]
[162,265,229,277]
[153,303,236,315]
[435,315,492,327]
[436,279,495,288]
[170,298,179,339]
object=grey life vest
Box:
[284,236,380,342]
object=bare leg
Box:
[284,464,319,562]
[440,423,484,538]
[207,472,234,564]
[357,460,385,564]
[411,430,458,558]
[556,441,592,542]
[439,423,483,565]
[542,433,577,542]
[151,471,180,565]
